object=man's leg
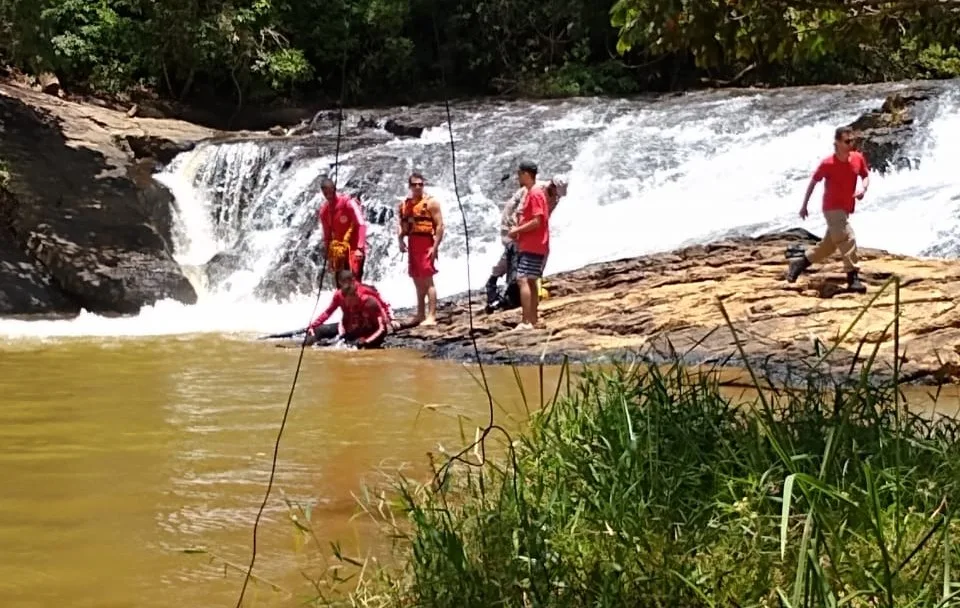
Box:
[423,276,437,325]
[827,211,859,273]
[486,249,509,307]
[411,277,427,323]
[828,211,865,292]
[515,252,544,327]
[526,277,540,325]
[808,209,862,269]
[788,217,838,283]
[517,275,535,326]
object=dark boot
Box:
[846,270,866,293]
[485,275,499,304]
[484,275,500,313]
[786,255,811,283]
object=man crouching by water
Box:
[305,270,394,349]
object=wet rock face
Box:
[0,231,78,315]
[847,85,940,173]
[122,134,196,165]
[0,83,213,316]
[386,229,960,386]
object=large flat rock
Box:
[388,229,960,385]
[0,81,217,315]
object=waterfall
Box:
[2,80,958,337]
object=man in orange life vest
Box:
[305,270,393,348]
[317,177,367,281]
[398,171,444,326]
[787,125,870,293]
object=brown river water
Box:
[1,335,957,608]
[0,335,566,608]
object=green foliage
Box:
[611,0,960,84]
[306,283,960,606]
[0,0,957,108]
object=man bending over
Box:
[306,270,393,348]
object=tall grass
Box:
[295,281,960,607]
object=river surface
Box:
[4,337,959,607]
[0,337,569,608]
[4,80,960,607]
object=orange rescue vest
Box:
[399,196,436,237]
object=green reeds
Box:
[311,278,960,607]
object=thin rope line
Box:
[428,0,498,490]
[232,18,350,608]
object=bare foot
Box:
[406,315,425,326]
[420,317,438,326]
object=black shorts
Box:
[516,252,545,279]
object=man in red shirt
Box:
[786,126,870,293]
[507,160,550,330]
[305,270,393,348]
[317,178,367,281]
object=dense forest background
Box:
[0,0,958,111]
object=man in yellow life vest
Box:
[397,171,444,325]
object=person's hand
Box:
[354,249,364,260]
[799,204,809,220]
[427,247,438,261]
[507,227,519,240]
[855,188,866,201]
[398,238,407,253]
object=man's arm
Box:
[397,202,407,252]
[318,205,331,245]
[308,293,342,331]
[347,196,367,251]
[429,198,444,253]
[800,163,826,218]
[856,156,870,199]
[356,298,388,344]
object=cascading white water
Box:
[1,81,958,339]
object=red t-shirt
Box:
[517,186,549,256]
[813,151,869,214]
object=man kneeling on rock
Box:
[787,125,869,293]
[305,270,393,349]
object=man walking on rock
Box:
[787,126,870,293]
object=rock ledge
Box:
[387,229,960,385]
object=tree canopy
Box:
[0,0,957,108]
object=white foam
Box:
[2,87,958,340]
